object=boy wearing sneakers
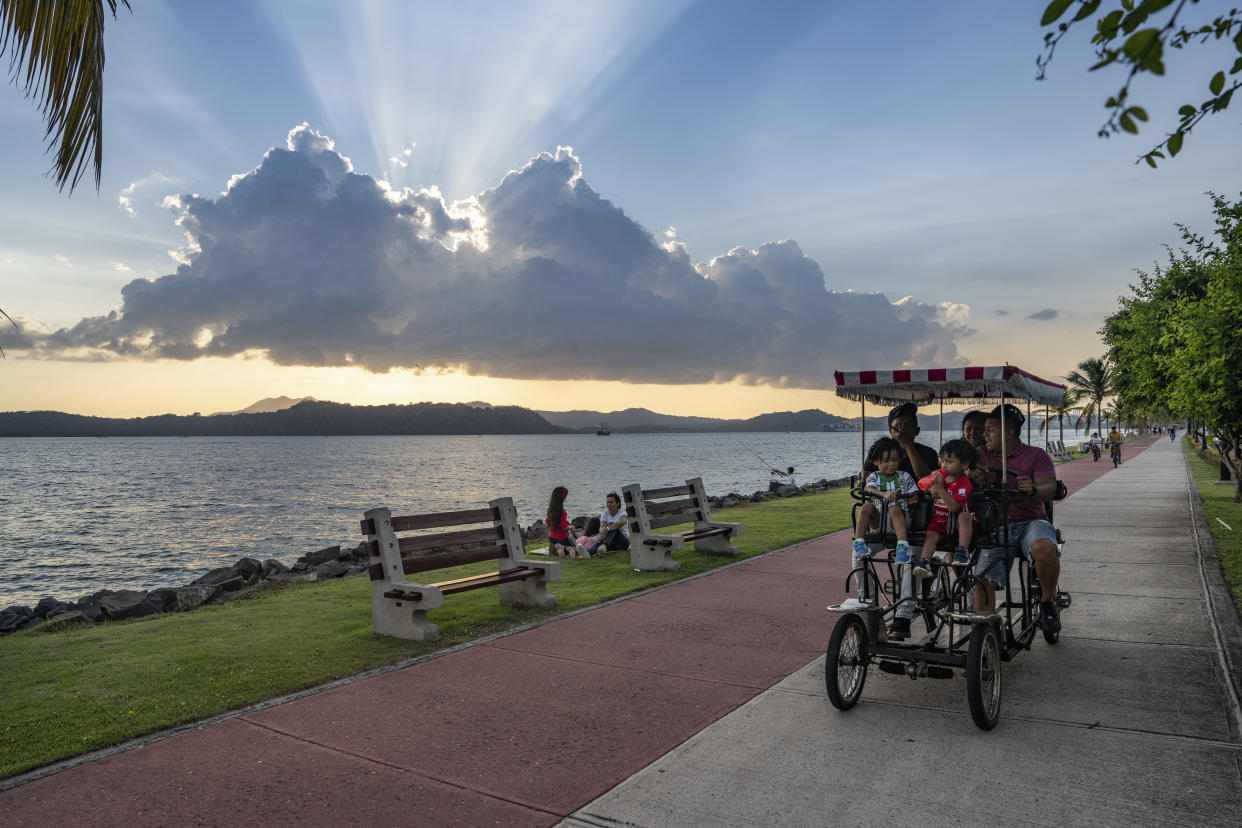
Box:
[913,438,979,576]
[851,437,919,563]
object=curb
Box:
[1181,442,1242,741]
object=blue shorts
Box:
[974,519,1059,586]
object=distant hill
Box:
[215,396,316,415]
[0,401,563,437]
[538,407,857,433]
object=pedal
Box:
[1055,591,1072,609]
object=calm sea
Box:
[0,428,1096,607]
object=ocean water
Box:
[0,427,1097,607]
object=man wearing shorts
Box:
[973,404,1062,633]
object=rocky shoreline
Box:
[0,476,851,636]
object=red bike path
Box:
[0,438,1158,826]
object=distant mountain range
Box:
[537,407,856,433]
[0,398,1045,438]
[0,401,560,437]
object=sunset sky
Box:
[2,1,1240,419]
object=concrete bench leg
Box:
[498,577,557,609]
[372,600,439,642]
[630,543,682,572]
[691,533,739,556]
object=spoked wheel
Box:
[966,623,1002,730]
[825,613,870,710]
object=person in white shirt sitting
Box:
[597,492,630,553]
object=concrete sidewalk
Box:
[562,437,1242,827]
[3,437,1239,826]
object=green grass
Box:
[0,488,853,778]
[1182,437,1242,612]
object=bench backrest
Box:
[362,497,527,585]
[623,476,712,534]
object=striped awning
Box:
[833,365,1065,407]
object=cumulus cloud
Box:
[118,173,184,217]
[1025,308,1060,320]
[5,125,973,387]
[53,255,72,268]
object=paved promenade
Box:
[2,436,1239,827]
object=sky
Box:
[1,0,1240,419]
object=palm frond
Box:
[0,305,17,358]
[1,0,130,193]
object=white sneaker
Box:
[597,545,607,555]
[837,598,872,611]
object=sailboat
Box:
[596,419,611,436]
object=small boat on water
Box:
[596,420,611,436]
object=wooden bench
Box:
[621,476,742,571]
[361,496,560,641]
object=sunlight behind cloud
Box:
[263,0,692,199]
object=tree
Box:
[1103,191,1242,500]
[1041,387,1084,446]
[1038,0,1242,167]
[1,0,131,192]
[1065,357,1113,436]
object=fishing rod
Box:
[743,445,781,474]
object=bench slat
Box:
[397,525,504,554]
[434,566,543,595]
[361,506,498,536]
[683,526,731,542]
[643,485,691,499]
[650,510,701,530]
[646,497,697,517]
[368,543,510,580]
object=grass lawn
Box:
[0,487,854,779]
[1182,438,1242,612]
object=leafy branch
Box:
[1037,0,1242,167]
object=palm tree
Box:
[1041,388,1082,448]
[1065,357,1112,437]
[1,1,131,192]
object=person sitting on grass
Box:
[574,517,603,557]
[852,437,918,563]
[597,492,630,554]
[546,485,576,557]
[913,438,979,577]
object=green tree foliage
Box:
[1103,191,1242,499]
[1038,0,1242,167]
[1065,357,1113,435]
[1,0,131,193]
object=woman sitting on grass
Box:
[546,486,576,557]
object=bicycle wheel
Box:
[825,613,869,710]
[966,623,1002,730]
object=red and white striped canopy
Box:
[834,365,1065,406]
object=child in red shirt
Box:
[913,438,978,576]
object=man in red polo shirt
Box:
[973,404,1061,634]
